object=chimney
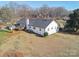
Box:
[26,18,29,29]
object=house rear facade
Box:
[16,18,59,36]
[26,18,59,36]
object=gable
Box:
[45,21,58,30]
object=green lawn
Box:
[0,30,11,45]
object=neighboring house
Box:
[16,18,59,36]
[8,18,26,30]
[8,25,16,30]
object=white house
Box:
[26,18,59,36]
[16,18,59,36]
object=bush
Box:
[27,30,34,33]
[44,32,48,37]
[59,28,63,31]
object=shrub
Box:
[27,30,33,33]
[44,32,48,37]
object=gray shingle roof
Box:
[29,18,53,28]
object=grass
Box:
[0,29,11,45]
[0,30,7,39]
[0,31,79,56]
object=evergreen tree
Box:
[65,9,79,32]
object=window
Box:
[55,27,57,29]
[39,28,41,31]
[51,27,53,29]
[33,27,35,29]
[48,28,49,31]
[57,27,59,29]
[29,26,31,28]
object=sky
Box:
[0,1,79,10]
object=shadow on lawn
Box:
[25,30,44,37]
[59,31,79,36]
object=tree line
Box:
[0,2,70,22]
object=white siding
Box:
[28,26,45,36]
[45,21,59,35]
